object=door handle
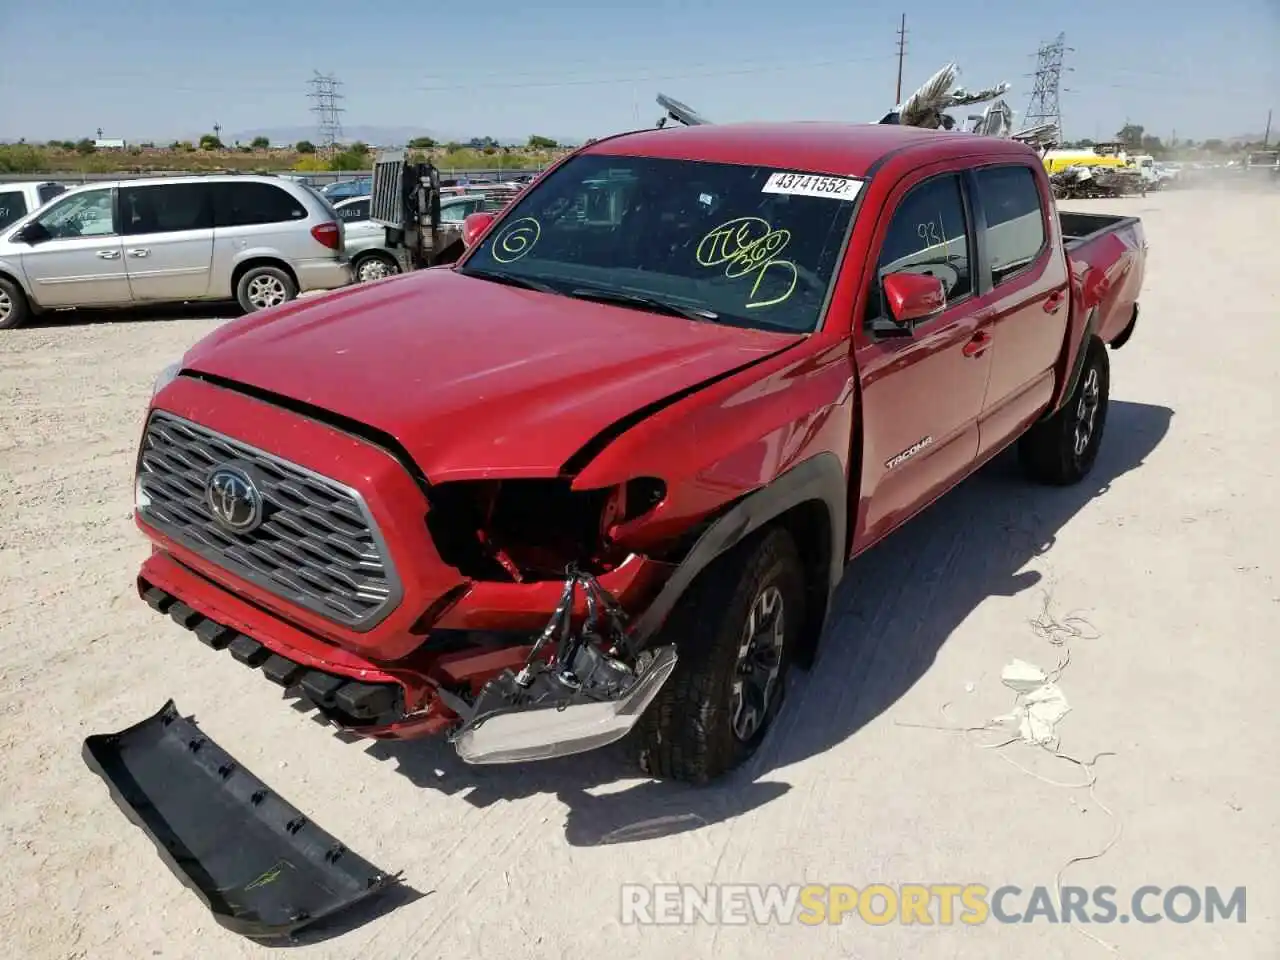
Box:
[962,330,992,358]
[96,250,121,260]
[127,248,150,258]
[1043,290,1066,313]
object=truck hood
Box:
[183,269,803,482]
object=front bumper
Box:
[140,556,679,761]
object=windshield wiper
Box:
[566,287,719,323]
[461,268,557,294]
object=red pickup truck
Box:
[134,122,1145,784]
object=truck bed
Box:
[1059,209,1146,345]
[1059,210,1139,249]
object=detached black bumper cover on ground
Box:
[83,699,398,941]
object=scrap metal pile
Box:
[656,61,1061,151]
[1049,164,1147,199]
[879,61,1060,150]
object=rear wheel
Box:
[353,252,400,283]
[236,265,297,313]
[634,526,805,784]
[0,278,30,330]
[1019,338,1110,485]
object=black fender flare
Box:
[1109,302,1138,350]
[629,451,847,647]
[1045,307,1100,420]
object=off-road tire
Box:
[236,265,297,313]
[0,277,30,330]
[353,252,400,283]
[634,525,806,784]
[1018,337,1110,485]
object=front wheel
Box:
[1018,337,1110,485]
[634,526,805,784]
[0,277,31,330]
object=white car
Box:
[0,181,68,232]
[0,175,352,329]
[333,193,492,283]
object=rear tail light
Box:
[310,221,341,250]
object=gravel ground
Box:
[1,188,1277,959]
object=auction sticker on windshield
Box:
[761,172,863,200]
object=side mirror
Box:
[14,220,50,245]
[461,212,495,249]
[881,271,946,327]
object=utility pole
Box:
[894,14,907,104]
[1264,109,1272,148]
[1025,32,1072,137]
[213,122,222,143]
[307,71,346,156]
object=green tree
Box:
[330,149,370,172]
[1139,134,1166,157]
[407,136,436,150]
[251,136,271,149]
[198,133,224,151]
[527,135,558,150]
[350,141,370,155]
[0,145,49,174]
[295,140,316,154]
[74,138,97,155]
[1115,124,1144,149]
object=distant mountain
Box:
[224,125,581,148]
[224,125,435,147]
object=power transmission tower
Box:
[307,71,345,154]
[1024,32,1072,135]
[894,14,907,104]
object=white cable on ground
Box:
[895,589,1124,955]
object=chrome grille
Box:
[136,411,401,631]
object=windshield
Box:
[457,153,863,333]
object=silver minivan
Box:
[0,174,353,329]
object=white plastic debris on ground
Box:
[992,659,1071,746]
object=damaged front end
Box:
[444,568,678,763]
[412,476,681,763]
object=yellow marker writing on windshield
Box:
[696,216,798,308]
[491,217,542,263]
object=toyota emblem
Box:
[205,464,265,534]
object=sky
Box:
[1,0,1277,145]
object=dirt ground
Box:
[2,187,1277,959]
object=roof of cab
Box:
[584,121,1040,178]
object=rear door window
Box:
[973,165,1047,285]
[119,183,213,235]
[0,191,27,230]
[212,182,309,227]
